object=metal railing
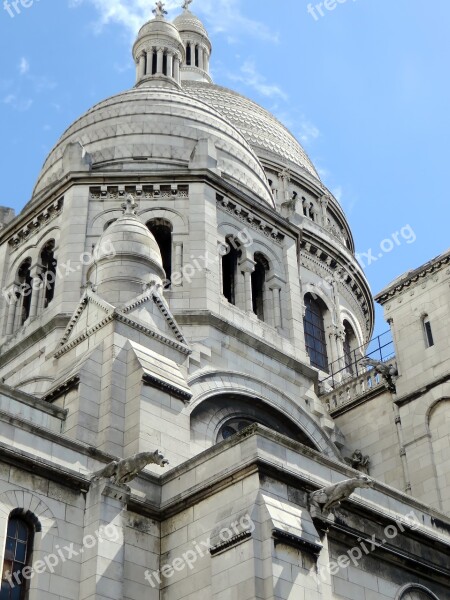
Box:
[322,330,395,390]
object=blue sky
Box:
[1,0,449,337]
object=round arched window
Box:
[219,418,255,440]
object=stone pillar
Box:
[157,49,164,74]
[167,53,173,78]
[198,46,204,70]
[29,265,42,319]
[204,51,209,72]
[319,194,330,227]
[173,243,183,284]
[5,287,18,336]
[267,274,284,329]
[138,53,146,79]
[79,481,128,600]
[13,293,23,331]
[174,57,180,83]
[239,257,255,313]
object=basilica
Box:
[0,3,449,599]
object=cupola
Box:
[133,1,185,89]
[173,0,212,84]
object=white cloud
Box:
[3,94,33,112]
[68,0,278,42]
[228,60,287,101]
[19,57,30,75]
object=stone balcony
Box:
[319,357,397,415]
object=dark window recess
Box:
[148,221,172,282]
[222,242,240,305]
[40,240,57,308]
[252,254,268,321]
[152,51,157,75]
[186,43,191,66]
[304,294,329,372]
[424,320,434,347]
[17,259,32,325]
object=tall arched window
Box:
[252,253,269,321]
[147,219,173,283]
[40,240,57,309]
[151,49,157,75]
[194,45,199,67]
[17,258,32,327]
[343,320,357,374]
[304,293,329,372]
[1,512,35,599]
[186,43,192,66]
[222,237,241,306]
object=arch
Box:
[343,319,358,375]
[2,511,36,598]
[340,307,364,349]
[304,292,329,373]
[0,491,58,534]
[187,370,341,459]
[427,398,450,511]
[395,584,440,600]
[6,226,60,283]
[138,207,188,234]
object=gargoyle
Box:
[309,475,374,517]
[345,449,370,474]
[91,450,169,486]
[360,357,398,393]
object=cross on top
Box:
[182,0,193,10]
[153,1,167,17]
[122,195,138,216]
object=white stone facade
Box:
[0,4,449,600]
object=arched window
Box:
[252,253,269,321]
[162,52,168,75]
[17,258,32,326]
[1,512,35,599]
[343,320,358,375]
[219,417,254,441]
[186,43,192,66]
[398,585,440,600]
[147,219,173,283]
[304,293,329,372]
[40,240,57,309]
[104,219,117,231]
[423,316,434,348]
[221,237,241,306]
[194,45,199,67]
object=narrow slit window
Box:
[424,318,434,348]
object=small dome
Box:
[88,197,166,304]
[173,9,209,39]
[136,16,183,47]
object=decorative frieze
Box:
[216,194,285,245]
[89,184,189,200]
[8,197,64,250]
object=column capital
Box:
[267,273,284,290]
[239,257,255,274]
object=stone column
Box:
[267,274,284,329]
[167,53,173,78]
[319,194,330,227]
[156,49,164,74]
[5,287,18,336]
[29,265,42,319]
[174,57,180,83]
[173,243,183,286]
[239,257,256,313]
[204,52,209,72]
[138,53,146,79]
[79,481,128,600]
[198,46,204,70]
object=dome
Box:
[173,9,209,38]
[88,197,166,303]
[182,81,320,180]
[136,15,183,47]
[33,87,274,206]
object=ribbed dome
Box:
[136,15,183,46]
[173,9,208,38]
[183,81,320,180]
[33,87,274,206]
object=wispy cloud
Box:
[68,0,278,42]
[3,94,33,112]
[228,60,287,101]
[19,57,30,75]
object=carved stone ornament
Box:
[91,450,169,486]
[309,475,374,519]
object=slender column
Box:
[167,53,173,78]
[138,53,146,79]
[173,243,183,285]
[174,57,180,82]
[198,46,204,70]
[204,51,209,72]
[5,288,18,336]
[157,48,164,74]
[239,258,255,313]
[272,287,282,328]
[13,293,23,331]
[29,265,42,319]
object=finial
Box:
[122,195,138,216]
[182,0,193,10]
[153,1,167,17]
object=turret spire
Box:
[153,1,167,18]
